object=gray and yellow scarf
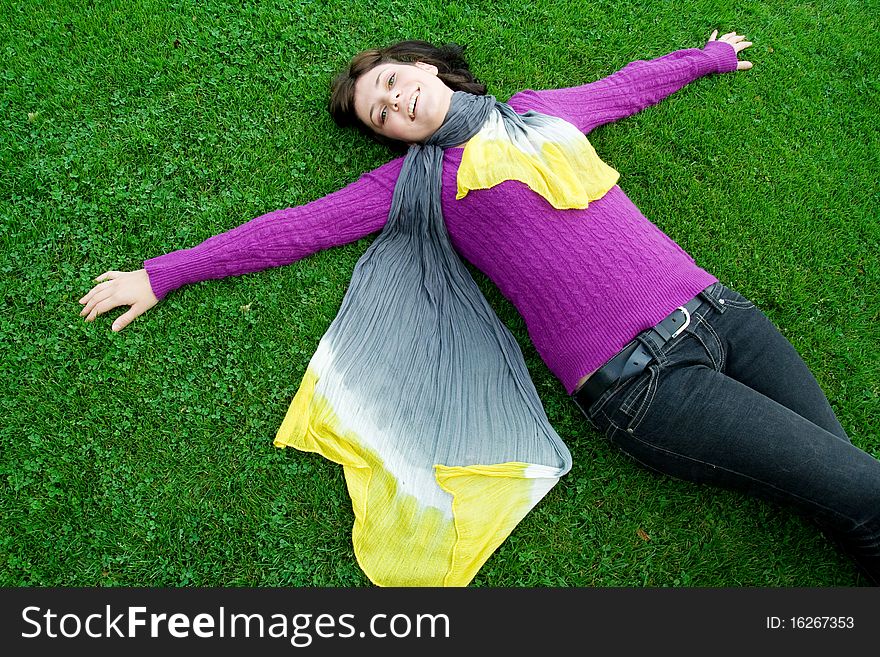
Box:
[274,92,618,586]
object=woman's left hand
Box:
[708,29,753,70]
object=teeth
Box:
[408,90,420,119]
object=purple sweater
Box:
[145,41,739,394]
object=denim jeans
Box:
[583,282,880,584]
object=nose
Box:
[387,88,401,111]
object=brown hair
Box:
[328,40,487,151]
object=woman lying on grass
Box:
[78,29,880,586]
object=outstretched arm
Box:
[508,30,753,133]
[79,156,404,331]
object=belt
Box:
[573,295,707,413]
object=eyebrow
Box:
[369,68,385,127]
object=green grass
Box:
[1,0,877,587]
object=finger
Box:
[79,280,113,305]
[709,29,718,41]
[111,306,141,332]
[86,297,126,322]
[80,287,115,316]
[86,296,125,322]
[94,271,121,283]
[737,60,753,71]
[736,40,754,51]
[79,286,99,305]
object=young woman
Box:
[78,30,880,586]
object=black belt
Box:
[573,295,706,412]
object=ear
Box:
[413,61,439,76]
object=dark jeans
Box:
[583,282,880,584]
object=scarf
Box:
[274,92,618,586]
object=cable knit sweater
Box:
[144,41,739,394]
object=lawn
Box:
[1,0,877,587]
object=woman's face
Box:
[353,61,454,144]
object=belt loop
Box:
[699,282,726,314]
[636,331,666,365]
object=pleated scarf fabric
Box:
[275,92,617,586]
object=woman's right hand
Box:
[78,269,159,332]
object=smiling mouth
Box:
[408,89,420,120]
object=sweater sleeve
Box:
[143,156,404,300]
[507,41,739,133]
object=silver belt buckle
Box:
[670,305,691,339]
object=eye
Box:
[380,107,387,124]
[387,73,395,88]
